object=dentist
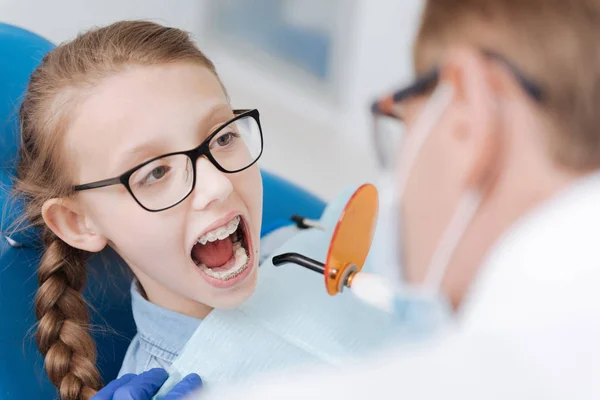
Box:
[196,0,600,398]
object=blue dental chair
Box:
[0,22,326,399]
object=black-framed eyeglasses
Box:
[370,50,544,170]
[73,109,263,212]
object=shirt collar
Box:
[130,281,201,356]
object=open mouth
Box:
[191,215,251,282]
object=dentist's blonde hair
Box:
[14,20,221,400]
[415,0,600,169]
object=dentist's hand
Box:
[92,368,202,400]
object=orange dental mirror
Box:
[272,184,379,295]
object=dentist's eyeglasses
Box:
[370,50,544,171]
[73,109,263,212]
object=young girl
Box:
[14,20,297,399]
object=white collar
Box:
[460,171,600,325]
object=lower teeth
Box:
[195,240,249,281]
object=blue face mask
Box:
[352,83,482,335]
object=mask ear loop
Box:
[411,84,484,294]
[423,190,483,294]
[392,82,468,298]
[395,83,456,200]
[368,84,455,293]
[350,83,460,312]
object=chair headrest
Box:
[0,23,54,247]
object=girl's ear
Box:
[41,198,107,252]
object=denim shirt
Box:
[118,224,300,376]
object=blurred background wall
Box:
[0,0,423,200]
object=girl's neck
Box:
[135,279,213,319]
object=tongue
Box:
[192,237,234,268]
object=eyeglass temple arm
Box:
[371,67,440,119]
[73,176,121,191]
[272,252,325,275]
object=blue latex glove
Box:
[92,368,202,400]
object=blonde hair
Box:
[14,20,220,399]
[415,0,600,169]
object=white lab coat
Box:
[196,173,600,400]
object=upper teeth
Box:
[197,216,240,245]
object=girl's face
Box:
[60,63,262,315]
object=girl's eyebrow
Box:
[199,104,235,138]
[112,103,233,173]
